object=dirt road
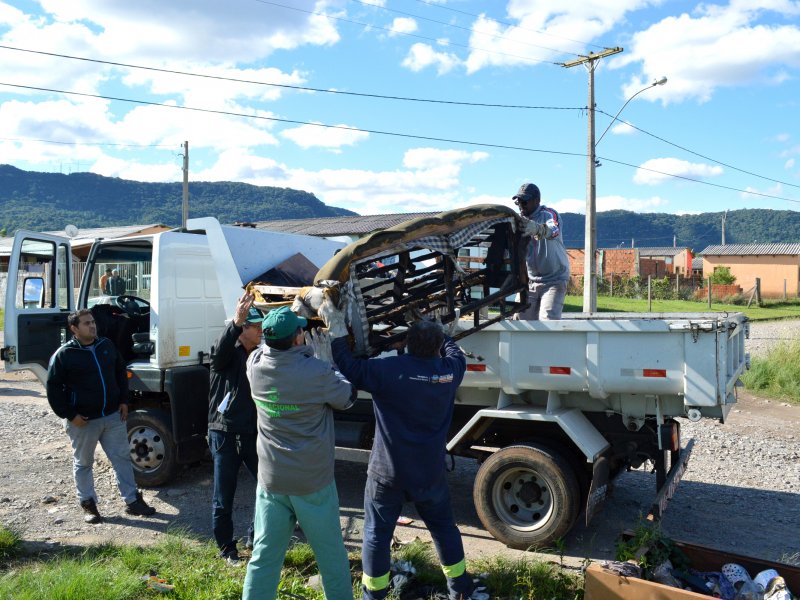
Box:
[1,366,798,569]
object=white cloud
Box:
[634,158,724,185]
[786,158,796,169]
[388,17,417,36]
[611,2,800,104]
[280,123,369,150]
[551,194,668,214]
[464,1,658,74]
[402,43,461,75]
[192,147,491,214]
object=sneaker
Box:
[125,491,156,516]
[221,549,242,567]
[80,498,102,524]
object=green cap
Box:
[262,306,307,340]
[245,307,263,324]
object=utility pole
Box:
[673,235,676,247]
[562,47,623,313]
[182,141,189,229]
[721,209,728,245]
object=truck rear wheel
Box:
[473,444,580,550]
[127,410,177,487]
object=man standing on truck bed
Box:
[326,312,486,600]
[513,182,570,320]
[208,293,262,566]
[242,306,356,600]
[46,309,156,524]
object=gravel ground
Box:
[745,317,800,357]
[0,319,798,570]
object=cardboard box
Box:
[584,540,800,600]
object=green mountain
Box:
[0,164,355,234]
[1,165,799,250]
[559,209,800,249]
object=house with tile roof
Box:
[697,243,800,298]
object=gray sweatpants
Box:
[516,280,567,320]
[65,412,138,504]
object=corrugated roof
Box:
[698,243,800,256]
[254,212,436,236]
[692,257,704,269]
[634,246,688,256]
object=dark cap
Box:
[244,307,263,324]
[512,183,541,203]
[262,306,307,340]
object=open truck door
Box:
[2,231,75,384]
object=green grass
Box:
[0,526,584,600]
[563,295,800,321]
[742,340,800,405]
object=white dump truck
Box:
[2,211,749,549]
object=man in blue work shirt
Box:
[47,309,156,524]
[327,315,485,600]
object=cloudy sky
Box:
[1,0,799,221]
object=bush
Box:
[710,266,736,285]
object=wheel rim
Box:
[128,425,166,473]
[491,466,555,532]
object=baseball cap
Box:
[244,307,263,324]
[512,182,540,203]
[262,306,307,340]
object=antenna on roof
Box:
[64,224,79,238]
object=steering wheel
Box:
[113,295,150,317]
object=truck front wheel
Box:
[127,410,177,487]
[473,444,580,550]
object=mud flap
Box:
[648,438,695,521]
[585,456,610,526]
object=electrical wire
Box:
[0,45,582,111]
[597,109,800,190]
[1,82,797,205]
[409,0,609,51]
[251,0,562,66]
[349,0,579,59]
[0,82,585,158]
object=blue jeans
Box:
[208,430,258,554]
[64,412,138,504]
[361,474,473,600]
[242,481,353,600]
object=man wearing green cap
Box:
[243,305,356,600]
[208,292,263,565]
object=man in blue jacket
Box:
[327,316,484,600]
[513,182,570,320]
[46,309,155,524]
[208,293,262,565]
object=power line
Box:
[409,0,608,51]
[597,155,800,204]
[3,81,798,205]
[350,0,578,59]
[0,45,582,111]
[597,109,800,190]
[0,136,174,148]
[251,0,561,66]
[0,82,585,158]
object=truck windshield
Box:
[81,242,153,306]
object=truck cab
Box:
[3,218,344,486]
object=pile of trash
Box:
[606,526,797,599]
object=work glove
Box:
[304,328,333,365]
[319,299,348,338]
[522,218,548,239]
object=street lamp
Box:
[583,76,667,313]
[597,77,667,147]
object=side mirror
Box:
[23,277,44,308]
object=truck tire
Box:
[127,410,177,487]
[473,444,580,550]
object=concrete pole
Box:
[182,141,189,229]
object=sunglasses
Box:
[514,197,535,206]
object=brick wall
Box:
[601,249,638,277]
[694,283,744,300]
